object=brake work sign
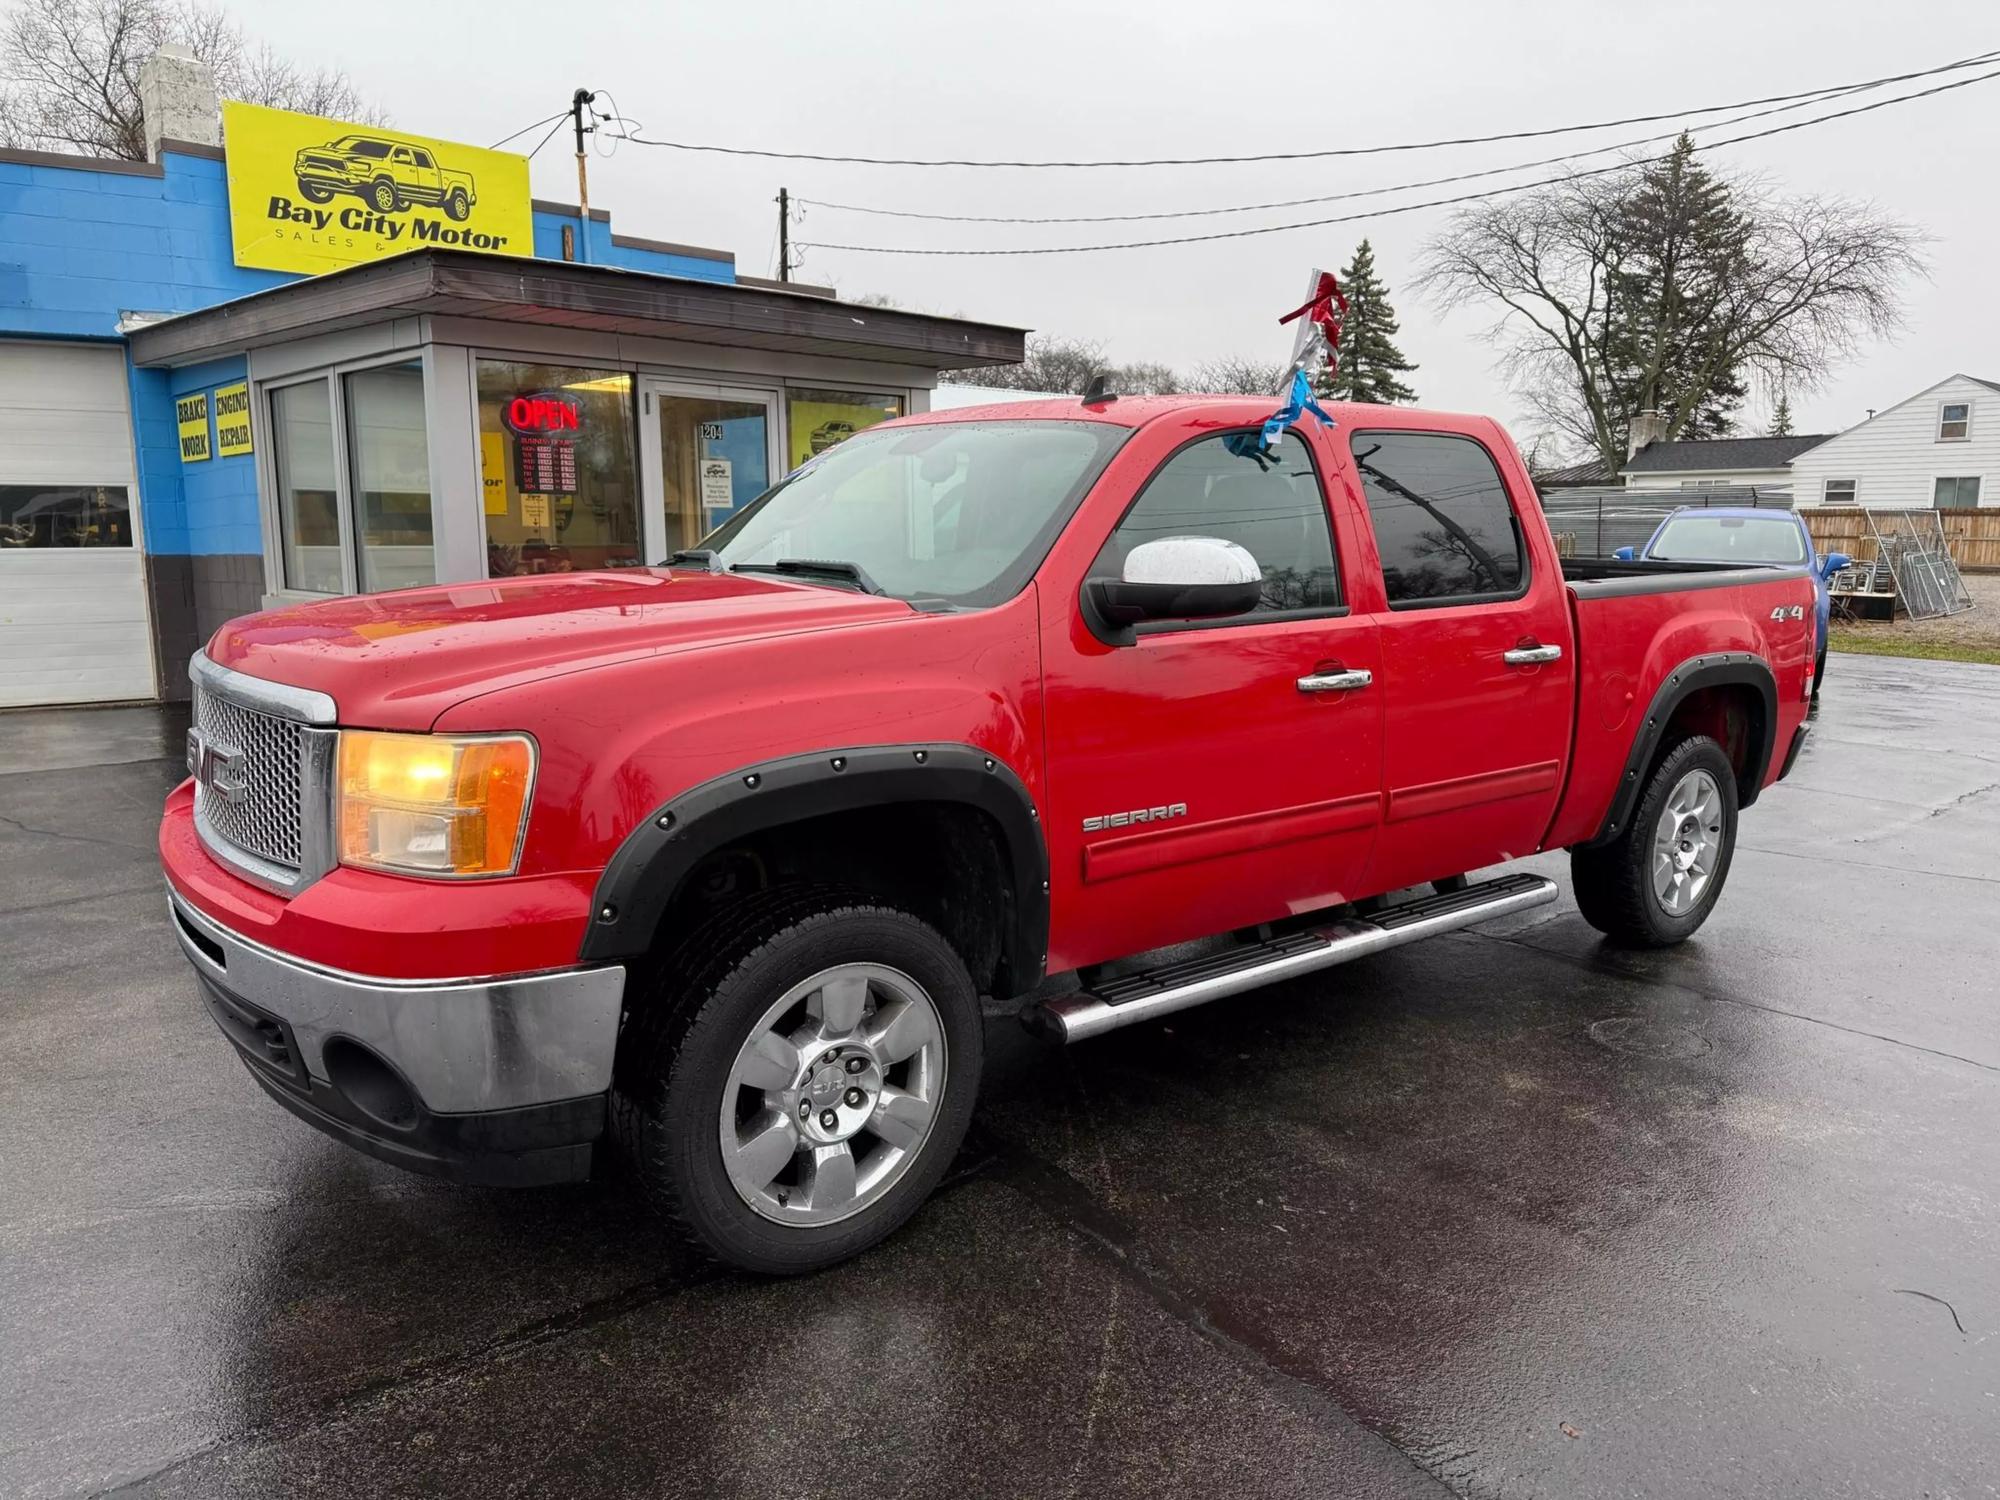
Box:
[221,102,534,276]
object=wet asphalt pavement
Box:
[3,655,1997,1499]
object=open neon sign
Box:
[503,392,583,435]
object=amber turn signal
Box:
[336,731,535,878]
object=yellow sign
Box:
[221,101,533,276]
[520,494,551,529]
[213,382,254,458]
[176,392,210,464]
[787,398,901,470]
[480,430,509,515]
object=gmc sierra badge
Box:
[1083,802,1188,833]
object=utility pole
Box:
[571,87,596,264]
[776,186,791,282]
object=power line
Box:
[489,111,567,151]
[616,47,1999,169]
[525,114,569,161]
[795,67,2000,258]
[795,72,1886,227]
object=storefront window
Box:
[270,380,341,593]
[477,361,641,577]
[344,363,434,591]
[784,388,904,471]
[0,485,133,548]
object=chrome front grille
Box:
[187,651,339,896]
[193,685,306,869]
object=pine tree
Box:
[1768,390,1794,437]
[1318,240,1418,404]
[1603,135,1753,447]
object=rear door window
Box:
[1350,431,1525,606]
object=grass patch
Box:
[1828,630,2000,667]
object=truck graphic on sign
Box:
[293,134,477,220]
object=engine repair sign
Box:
[222,102,533,275]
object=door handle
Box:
[1297,669,1373,693]
[1503,644,1564,666]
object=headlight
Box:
[337,731,536,878]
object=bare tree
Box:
[1186,356,1288,395]
[1418,147,1924,477]
[1,0,382,160]
[943,334,1111,394]
[1111,360,1181,396]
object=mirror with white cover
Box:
[1084,534,1265,642]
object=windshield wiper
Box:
[661,548,720,570]
[730,558,885,596]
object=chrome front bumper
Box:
[168,891,626,1183]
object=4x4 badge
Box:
[1770,605,1805,621]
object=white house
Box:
[1788,374,2000,509]
[1620,433,1832,493]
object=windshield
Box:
[1648,514,1806,565]
[701,420,1127,607]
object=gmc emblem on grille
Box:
[186,728,247,805]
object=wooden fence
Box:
[1798,508,2000,572]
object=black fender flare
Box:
[577,743,1049,992]
[1585,651,1778,847]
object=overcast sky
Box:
[233,0,2000,446]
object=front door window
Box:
[656,394,772,551]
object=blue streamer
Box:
[1259,368,1334,449]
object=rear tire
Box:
[611,894,981,1275]
[1571,735,1738,948]
[444,187,471,221]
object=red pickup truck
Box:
[162,395,1815,1273]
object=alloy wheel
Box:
[717,963,947,1227]
[1651,768,1724,917]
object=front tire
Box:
[297,178,334,204]
[369,177,400,213]
[1571,735,1738,948]
[611,897,981,1274]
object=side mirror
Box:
[1612,546,1637,562]
[1822,551,1852,576]
[1083,536,1263,644]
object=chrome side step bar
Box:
[1024,873,1558,1044]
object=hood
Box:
[205,569,913,728]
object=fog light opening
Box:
[321,1037,421,1131]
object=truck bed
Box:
[1559,557,1809,591]
[1540,558,1816,851]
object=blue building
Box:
[0,65,1019,707]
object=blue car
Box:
[1615,507,1850,693]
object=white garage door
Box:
[0,341,157,707]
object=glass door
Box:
[638,379,781,560]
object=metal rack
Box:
[1829,510,1974,620]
